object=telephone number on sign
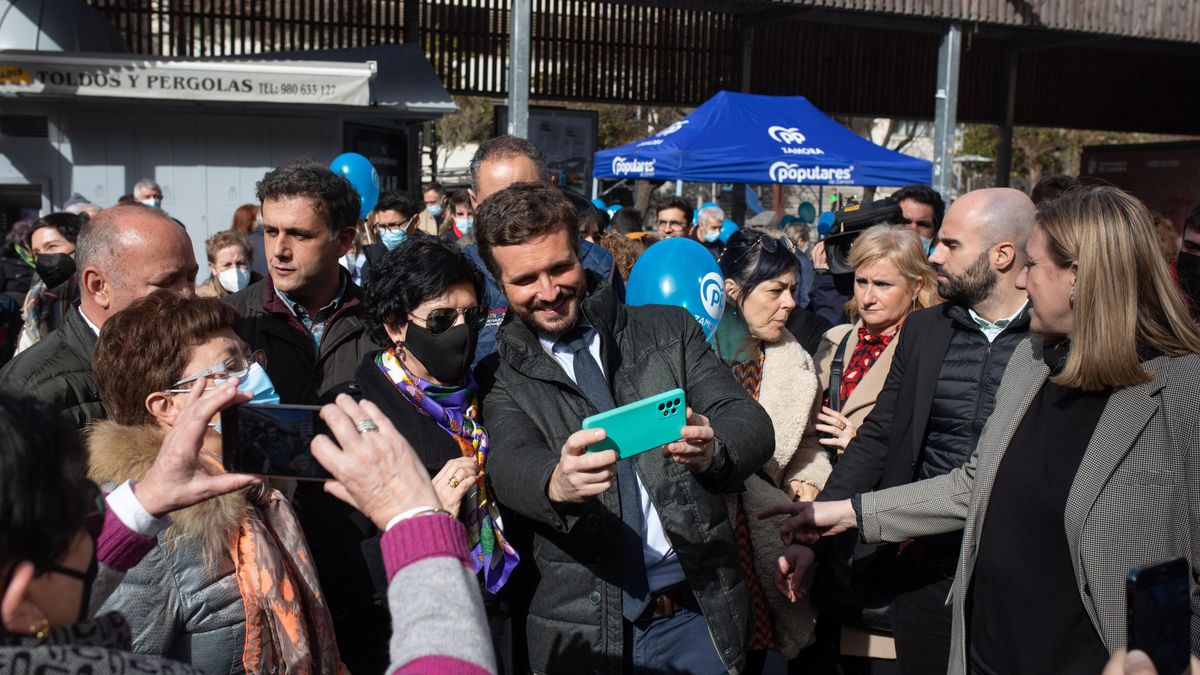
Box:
[258,82,340,96]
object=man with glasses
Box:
[225,160,384,405]
[1,205,199,428]
[655,196,694,240]
[355,191,421,285]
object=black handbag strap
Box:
[828,328,853,413]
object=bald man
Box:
[798,188,1035,673]
[1,205,198,427]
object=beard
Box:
[512,283,584,335]
[934,251,997,308]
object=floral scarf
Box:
[376,348,519,592]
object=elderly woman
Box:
[88,290,343,673]
[18,212,83,352]
[197,230,260,298]
[314,234,518,673]
[804,224,941,461]
[771,185,1200,674]
[709,228,834,664]
[0,384,497,673]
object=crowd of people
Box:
[0,133,1197,675]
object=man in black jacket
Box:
[0,205,198,428]
[797,188,1036,674]
[225,160,382,405]
[224,161,386,672]
[476,182,773,674]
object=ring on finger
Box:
[355,418,379,434]
[448,475,461,488]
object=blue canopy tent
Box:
[594,91,931,187]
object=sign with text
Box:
[0,51,373,106]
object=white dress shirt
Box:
[538,322,687,592]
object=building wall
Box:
[0,101,336,278]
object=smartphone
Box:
[220,403,332,480]
[1127,557,1192,675]
[582,388,687,460]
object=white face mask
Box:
[139,197,162,209]
[218,267,251,293]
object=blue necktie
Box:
[558,326,651,622]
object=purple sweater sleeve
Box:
[96,507,157,572]
[382,515,496,675]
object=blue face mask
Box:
[456,217,473,235]
[380,228,407,250]
[211,363,280,432]
[704,229,721,243]
[427,204,443,218]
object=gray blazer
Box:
[858,337,1199,674]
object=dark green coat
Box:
[479,277,775,674]
[0,306,104,429]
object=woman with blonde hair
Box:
[801,224,941,461]
[772,185,1200,674]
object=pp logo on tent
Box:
[611,156,656,177]
[700,272,725,321]
[655,120,690,138]
[768,126,807,145]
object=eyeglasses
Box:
[376,215,418,234]
[657,219,688,231]
[411,305,488,335]
[167,350,267,391]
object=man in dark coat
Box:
[476,182,774,674]
[0,206,198,428]
[223,161,385,672]
[225,160,383,405]
[795,188,1036,674]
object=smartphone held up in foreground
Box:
[220,403,332,480]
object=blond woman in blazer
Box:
[770,186,1200,674]
[797,225,941,480]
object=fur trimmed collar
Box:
[87,421,247,564]
[757,331,819,485]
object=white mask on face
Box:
[218,267,251,293]
[139,198,162,209]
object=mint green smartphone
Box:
[582,388,687,459]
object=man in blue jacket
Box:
[464,135,622,366]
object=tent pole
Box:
[675,180,683,196]
[592,177,599,199]
[506,0,532,138]
[994,48,1018,188]
[932,21,961,203]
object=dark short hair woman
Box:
[773,185,1200,674]
[710,228,833,662]
[323,234,520,672]
[90,290,342,673]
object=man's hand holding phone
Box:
[664,407,716,473]
[548,428,617,504]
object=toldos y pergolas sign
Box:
[0,50,375,106]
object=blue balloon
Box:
[817,210,836,236]
[330,153,380,219]
[718,219,739,244]
[606,204,623,216]
[625,237,725,339]
[591,198,607,210]
[796,201,817,224]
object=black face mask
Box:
[1177,251,1200,310]
[35,253,76,289]
[403,321,478,384]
